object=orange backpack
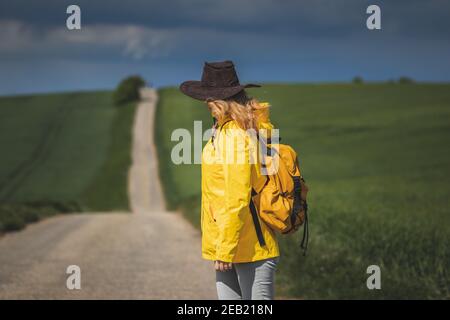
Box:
[250,141,310,254]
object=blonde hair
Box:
[206,92,270,130]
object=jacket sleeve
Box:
[215,125,252,262]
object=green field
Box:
[155,83,450,299]
[0,91,136,231]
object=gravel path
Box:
[0,88,216,299]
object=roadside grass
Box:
[155,83,450,299]
[154,88,209,212]
[0,91,136,232]
[82,100,136,211]
[0,201,80,232]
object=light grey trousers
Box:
[215,257,279,300]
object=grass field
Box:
[155,83,450,299]
[0,91,136,232]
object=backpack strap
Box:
[284,176,309,255]
[300,199,309,256]
[250,188,266,247]
[294,176,309,256]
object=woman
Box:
[180,61,279,300]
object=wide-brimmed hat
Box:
[179,60,260,101]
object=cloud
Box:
[0,19,176,60]
[0,20,35,52]
[0,18,316,62]
[51,24,177,60]
[2,1,450,60]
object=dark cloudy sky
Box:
[1,0,449,95]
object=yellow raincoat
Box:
[201,103,280,263]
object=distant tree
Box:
[352,76,364,84]
[386,78,396,84]
[113,75,146,106]
[398,76,415,84]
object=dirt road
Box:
[0,88,216,299]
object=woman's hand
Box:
[214,260,233,272]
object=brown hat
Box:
[179,60,260,101]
